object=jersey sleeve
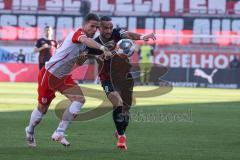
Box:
[54,40,58,48]
[86,47,103,55]
[35,39,42,48]
[72,29,87,43]
[113,28,127,40]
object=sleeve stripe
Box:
[72,29,87,43]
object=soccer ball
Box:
[115,39,135,57]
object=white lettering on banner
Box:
[100,0,114,11]
[56,17,73,40]
[116,0,133,12]
[214,55,228,69]
[155,18,164,31]
[111,17,127,28]
[12,0,21,10]
[18,15,36,40]
[190,0,207,13]
[192,55,200,68]
[155,51,237,69]
[146,18,154,31]
[222,19,231,32]
[2,0,239,14]
[165,18,184,43]
[0,46,38,63]
[37,16,56,38]
[152,0,170,12]
[74,17,83,30]
[0,15,17,40]
[165,18,184,31]
[21,0,38,11]
[128,17,137,31]
[170,54,180,67]
[231,20,240,44]
[88,0,98,11]
[192,19,210,43]
[182,54,190,67]
[64,0,80,11]
[155,50,169,66]
[211,19,220,43]
[0,0,4,9]
[134,0,151,12]
[175,0,184,12]
[201,55,214,68]
[46,0,63,11]
[2,15,240,44]
[208,0,226,14]
[234,1,240,14]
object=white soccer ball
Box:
[115,39,135,57]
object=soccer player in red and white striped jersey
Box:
[25,13,112,148]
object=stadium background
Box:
[0,1,240,160]
[0,0,239,88]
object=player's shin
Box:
[113,106,125,135]
[55,101,84,135]
[123,112,129,132]
[27,108,43,133]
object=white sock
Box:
[28,108,43,133]
[56,101,83,135]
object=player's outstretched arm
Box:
[79,36,112,57]
[33,44,49,53]
[123,32,156,41]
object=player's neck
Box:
[99,35,110,44]
[45,35,52,40]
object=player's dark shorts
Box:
[101,77,134,107]
[101,80,116,96]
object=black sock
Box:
[112,106,125,135]
[123,113,129,132]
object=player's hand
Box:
[42,43,49,49]
[76,53,88,66]
[96,54,105,62]
[143,33,156,41]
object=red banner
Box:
[0,63,95,82]
[154,48,240,69]
[0,63,38,82]
[0,0,239,15]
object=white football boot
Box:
[51,131,70,147]
[25,127,36,148]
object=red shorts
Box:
[38,68,77,105]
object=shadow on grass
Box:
[0,101,240,160]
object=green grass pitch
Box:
[0,82,240,160]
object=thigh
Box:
[101,80,122,107]
[107,91,123,107]
[101,80,116,96]
[59,76,84,102]
[38,68,56,105]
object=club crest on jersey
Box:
[42,97,48,104]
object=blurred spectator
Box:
[17,49,25,64]
[230,56,240,69]
[138,41,154,85]
[34,26,58,70]
[80,0,91,16]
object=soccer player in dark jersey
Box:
[88,16,156,150]
[34,26,58,70]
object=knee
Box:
[69,95,86,104]
[38,104,49,114]
[108,92,123,107]
[81,97,86,104]
[69,101,84,115]
[75,96,85,104]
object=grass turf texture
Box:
[0,82,240,160]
